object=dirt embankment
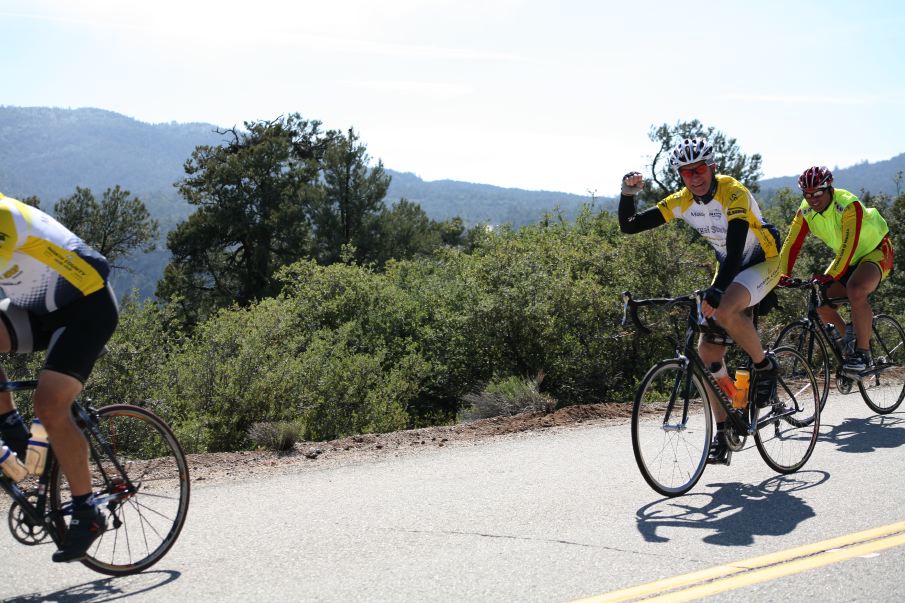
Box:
[188,402,633,484]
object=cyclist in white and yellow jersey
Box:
[0,192,118,562]
[619,138,783,465]
[778,166,894,374]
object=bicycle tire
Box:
[49,404,190,576]
[632,359,712,497]
[754,346,820,473]
[774,320,830,412]
[859,314,905,414]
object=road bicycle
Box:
[623,290,820,497]
[0,379,190,576]
[774,278,905,415]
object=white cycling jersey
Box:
[0,193,109,314]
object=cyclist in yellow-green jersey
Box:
[778,166,894,374]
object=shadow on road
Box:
[820,413,905,453]
[5,569,181,602]
[635,471,830,546]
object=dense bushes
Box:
[75,194,905,452]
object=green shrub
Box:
[248,419,306,452]
[460,374,555,421]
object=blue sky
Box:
[3,0,904,196]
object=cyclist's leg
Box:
[716,258,782,406]
[698,336,733,463]
[820,237,893,348]
[815,280,848,340]
[34,370,90,492]
[35,286,118,561]
[844,237,892,372]
[39,286,118,497]
[712,283,762,362]
[846,262,881,351]
[713,257,781,364]
[698,336,729,422]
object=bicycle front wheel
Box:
[50,404,190,576]
[754,346,820,473]
[859,314,905,414]
[774,320,831,412]
[632,359,712,497]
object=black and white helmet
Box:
[669,137,715,170]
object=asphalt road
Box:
[2,390,904,602]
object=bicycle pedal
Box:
[840,368,866,381]
[707,449,732,466]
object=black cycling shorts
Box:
[0,284,119,383]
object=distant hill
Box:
[385,170,608,225]
[0,106,604,229]
[0,106,223,225]
[760,153,905,198]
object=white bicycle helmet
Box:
[669,137,715,170]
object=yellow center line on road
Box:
[571,520,905,603]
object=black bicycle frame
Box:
[624,290,797,437]
[0,378,133,546]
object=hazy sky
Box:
[3,1,904,196]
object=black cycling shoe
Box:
[843,350,872,375]
[707,433,732,465]
[52,505,106,563]
[0,414,29,459]
[752,355,779,408]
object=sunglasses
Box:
[679,164,710,178]
[803,189,827,199]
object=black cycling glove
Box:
[703,286,724,309]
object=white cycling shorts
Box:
[732,256,782,307]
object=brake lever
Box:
[621,291,631,326]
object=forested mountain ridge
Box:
[0,106,221,225]
[3,106,903,225]
[0,106,601,228]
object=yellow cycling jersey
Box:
[656,174,780,268]
[779,188,889,279]
[0,193,109,314]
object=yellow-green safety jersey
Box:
[779,188,889,278]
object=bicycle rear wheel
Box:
[632,359,712,497]
[50,404,190,576]
[859,314,905,414]
[754,346,820,473]
[774,320,831,412]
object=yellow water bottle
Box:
[709,362,738,400]
[25,418,49,475]
[732,369,750,409]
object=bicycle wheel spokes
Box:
[52,405,190,576]
[774,321,830,412]
[859,314,905,414]
[754,346,820,473]
[632,360,712,497]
